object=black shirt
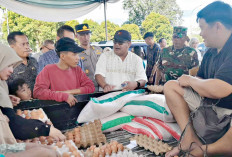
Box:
[197,34,232,109]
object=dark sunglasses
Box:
[113,40,128,45]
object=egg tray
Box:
[147,85,163,94]
[83,140,144,157]
[130,135,172,155]
[16,108,52,124]
[53,140,84,157]
[65,120,106,148]
[16,136,56,145]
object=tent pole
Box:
[104,0,108,41]
[6,9,9,34]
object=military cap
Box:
[113,30,131,42]
[143,32,154,39]
[75,24,91,34]
[55,37,85,53]
[173,26,188,38]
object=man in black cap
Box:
[75,24,103,92]
[34,37,95,106]
[95,30,147,92]
[143,32,161,85]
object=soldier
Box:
[75,24,103,92]
[150,26,199,91]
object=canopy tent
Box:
[0,0,119,40]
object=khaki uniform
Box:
[79,45,102,91]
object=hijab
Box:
[0,109,16,144]
[0,44,22,108]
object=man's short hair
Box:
[7,31,25,45]
[158,38,165,43]
[40,40,54,50]
[57,25,75,38]
[197,1,232,29]
[143,32,154,39]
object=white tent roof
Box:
[0,0,119,22]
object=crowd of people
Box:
[0,1,232,156]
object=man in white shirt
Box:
[95,30,147,92]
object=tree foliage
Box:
[142,12,172,43]
[2,11,64,51]
[123,0,183,26]
[121,24,142,40]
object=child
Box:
[8,78,32,101]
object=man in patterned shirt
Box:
[38,25,84,73]
[144,32,161,85]
[7,31,38,92]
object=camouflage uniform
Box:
[157,45,199,84]
[157,26,199,84]
[79,45,102,91]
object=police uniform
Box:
[157,26,199,84]
[79,45,102,91]
[75,24,103,92]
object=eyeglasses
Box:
[113,40,127,45]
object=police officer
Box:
[75,24,103,92]
[150,26,199,87]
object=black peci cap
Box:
[55,37,85,54]
[113,30,131,42]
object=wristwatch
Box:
[136,81,141,88]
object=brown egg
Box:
[23,110,28,114]
[25,115,30,119]
[111,141,118,146]
[111,145,117,153]
[47,137,53,145]
[56,142,62,148]
[75,137,80,144]
[74,128,80,133]
[117,144,124,151]
[105,148,112,155]
[39,136,46,142]
[16,109,22,116]
[62,152,70,157]
[31,114,37,119]
[89,145,96,151]
[99,148,105,157]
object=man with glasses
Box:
[75,24,102,92]
[32,40,55,62]
[95,30,147,92]
[152,26,199,89]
